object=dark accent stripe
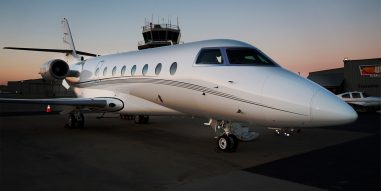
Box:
[72,77,307,116]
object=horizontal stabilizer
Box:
[3,47,98,57]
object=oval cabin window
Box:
[142,64,148,76]
[131,65,137,76]
[121,65,126,76]
[112,66,117,76]
[155,63,162,75]
[170,62,177,75]
[103,67,108,76]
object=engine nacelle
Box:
[39,59,69,81]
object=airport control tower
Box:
[138,19,181,50]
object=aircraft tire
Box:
[135,115,144,124]
[76,113,85,128]
[66,112,84,128]
[229,134,239,152]
[66,113,77,128]
[217,134,238,152]
[143,115,149,124]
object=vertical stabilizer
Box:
[62,18,79,59]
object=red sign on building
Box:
[359,65,381,77]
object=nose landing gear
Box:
[205,119,239,152]
[217,133,239,152]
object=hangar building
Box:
[308,58,381,96]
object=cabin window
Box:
[95,68,99,76]
[155,63,162,75]
[103,67,108,76]
[226,48,276,65]
[196,49,223,64]
[121,65,126,76]
[142,64,148,76]
[362,93,369,98]
[352,93,361,98]
[131,65,137,76]
[342,93,350,98]
[112,66,117,76]
[170,62,177,75]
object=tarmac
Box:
[0,105,379,191]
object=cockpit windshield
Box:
[226,48,276,65]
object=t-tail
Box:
[4,18,97,59]
[62,18,79,59]
[3,18,97,88]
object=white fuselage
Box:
[67,39,357,128]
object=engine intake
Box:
[40,59,69,81]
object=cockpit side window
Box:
[226,48,276,65]
[342,93,350,98]
[196,49,224,64]
[352,93,361,98]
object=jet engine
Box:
[39,59,70,81]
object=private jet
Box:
[0,19,358,152]
[338,91,381,112]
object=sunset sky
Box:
[0,0,380,85]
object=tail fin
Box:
[61,18,78,59]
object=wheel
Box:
[134,115,144,124]
[76,113,85,128]
[217,133,238,152]
[66,113,77,128]
[229,134,239,151]
[134,115,149,124]
[66,112,84,128]
[143,115,149,124]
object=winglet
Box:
[62,18,79,59]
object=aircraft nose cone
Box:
[311,90,357,126]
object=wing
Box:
[0,97,124,112]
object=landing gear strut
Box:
[65,110,84,128]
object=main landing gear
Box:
[120,114,149,124]
[134,115,149,124]
[65,110,85,129]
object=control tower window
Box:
[196,49,224,64]
[226,48,276,65]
